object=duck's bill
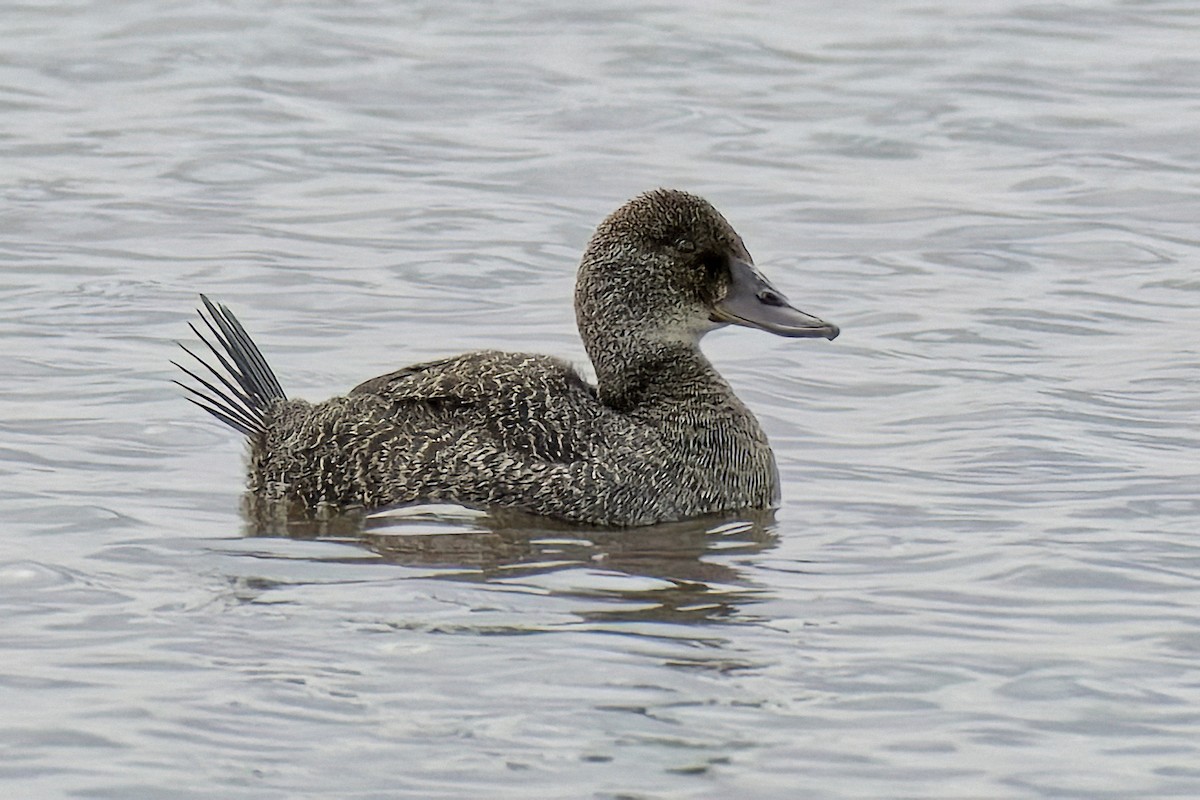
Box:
[712,257,839,340]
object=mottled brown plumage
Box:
[176,189,838,526]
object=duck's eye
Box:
[700,251,726,283]
[674,239,696,254]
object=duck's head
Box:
[575,189,839,360]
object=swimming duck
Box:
[175,189,838,527]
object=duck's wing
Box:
[261,350,673,524]
[347,350,603,464]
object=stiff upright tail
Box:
[172,294,287,437]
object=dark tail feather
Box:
[172,294,287,437]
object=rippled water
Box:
[3,1,1199,797]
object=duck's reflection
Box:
[242,499,779,624]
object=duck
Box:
[174,189,838,527]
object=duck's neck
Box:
[588,336,733,414]
[587,331,780,511]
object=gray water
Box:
[2,1,1198,797]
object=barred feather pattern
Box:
[247,350,777,527]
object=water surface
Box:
[2,1,1199,798]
